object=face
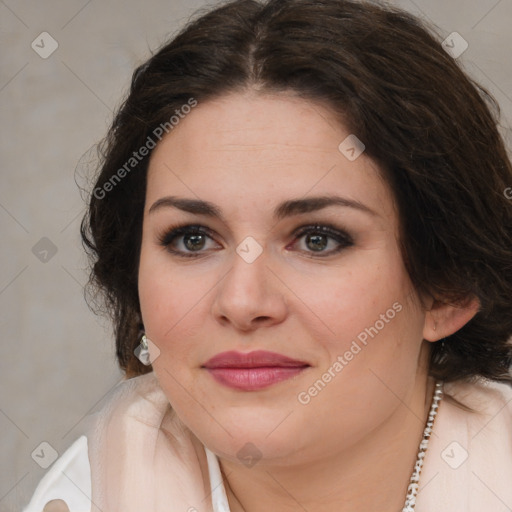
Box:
[138,90,430,466]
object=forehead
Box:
[153,92,343,159]
[146,91,396,225]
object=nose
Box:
[211,246,288,332]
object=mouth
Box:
[202,350,310,391]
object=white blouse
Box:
[23,436,231,512]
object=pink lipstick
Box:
[202,350,310,391]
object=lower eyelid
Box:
[291,239,352,256]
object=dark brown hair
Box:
[81,0,512,382]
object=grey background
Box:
[1,0,511,510]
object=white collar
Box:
[205,446,232,512]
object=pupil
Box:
[185,234,205,251]
[307,234,327,251]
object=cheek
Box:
[291,244,426,405]
[138,255,205,408]
[291,296,425,454]
[138,243,188,344]
[138,242,218,369]
[290,243,416,347]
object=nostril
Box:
[255,316,271,322]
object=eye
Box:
[158,224,221,257]
[288,224,354,257]
[158,222,353,258]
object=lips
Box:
[202,350,309,369]
[202,350,310,391]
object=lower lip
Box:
[205,366,308,391]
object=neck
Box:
[219,372,435,512]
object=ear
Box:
[423,295,480,342]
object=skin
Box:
[138,90,478,512]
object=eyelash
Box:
[157,223,354,258]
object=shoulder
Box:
[444,377,512,433]
[23,436,91,512]
[418,378,512,511]
[23,374,163,512]
[88,372,168,428]
[445,376,512,405]
[440,378,512,466]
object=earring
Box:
[136,334,151,366]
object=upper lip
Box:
[202,350,310,369]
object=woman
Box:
[24,0,512,511]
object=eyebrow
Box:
[148,195,378,220]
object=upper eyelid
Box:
[160,222,350,239]
[293,223,352,237]
[158,224,218,243]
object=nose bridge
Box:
[212,242,287,329]
[228,244,268,297]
